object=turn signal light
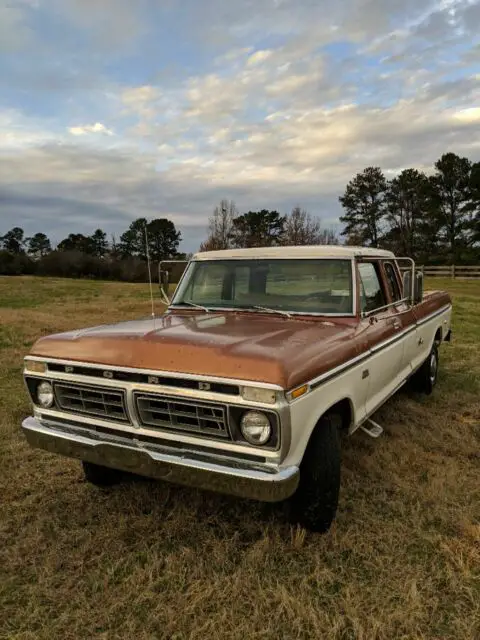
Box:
[290,384,308,400]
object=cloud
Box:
[452,107,480,123]
[247,50,273,66]
[122,86,159,115]
[68,122,114,136]
[0,110,58,149]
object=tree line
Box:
[0,207,337,280]
[339,152,480,263]
[0,218,184,281]
[1,151,479,280]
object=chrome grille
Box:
[135,393,229,438]
[54,383,128,422]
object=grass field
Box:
[0,276,479,640]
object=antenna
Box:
[144,223,156,328]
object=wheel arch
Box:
[288,396,355,466]
[321,397,354,432]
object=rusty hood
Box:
[30,311,360,390]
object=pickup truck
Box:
[22,246,452,532]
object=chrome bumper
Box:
[21,417,299,503]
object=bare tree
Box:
[282,207,337,245]
[318,228,338,245]
[199,199,237,251]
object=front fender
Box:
[285,386,359,468]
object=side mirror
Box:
[414,272,424,304]
[159,269,170,304]
[159,269,169,289]
[402,270,412,303]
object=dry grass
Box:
[0,276,479,640]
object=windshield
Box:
[171,259,353,315]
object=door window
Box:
[358,262,386,313]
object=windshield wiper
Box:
[252,305,292,319]
[178,301,211,313]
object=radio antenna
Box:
[144,223,156,328]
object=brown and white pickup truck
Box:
[22,246,452,532]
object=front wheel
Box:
[288,413,342,533]
[411,343,439,395]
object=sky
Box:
[0,0,479,253]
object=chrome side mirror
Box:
[402,270,412,303]
[414,272,424,305]
[159,269,169,289]
[159,269,170,304]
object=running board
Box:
[360,419,384,438]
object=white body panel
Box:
[410,305,452,373]
[363,320,406,416]
[282,304,452,469]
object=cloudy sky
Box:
[1,0,479,252]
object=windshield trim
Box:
[168,305,355,318]
[169,257,357,318]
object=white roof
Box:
[193,245,395,261]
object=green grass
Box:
[0,276,478,640]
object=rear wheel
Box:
[411,343,439,395]
[82,461,123,487]
[289,413,342,533]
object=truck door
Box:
[357,261,405,416]
[382,260,416,383]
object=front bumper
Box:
[21,417,299,503]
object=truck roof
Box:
[193,245,396,261]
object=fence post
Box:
[451,264,455,279]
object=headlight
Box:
[25,360,47,374]
[240,411,272,445]
[241,386,277,404]
[37,382,54,408]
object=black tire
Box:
[289,413,342,533]
[410,343,439,395]
[82,461,123,487]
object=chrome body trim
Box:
[133,392,230,439]
[168,306,356,318]
[21,417,299,503]
[53,381,130,424]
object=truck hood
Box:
[30,311,360,390]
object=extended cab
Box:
[22,246,452,532]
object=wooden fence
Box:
[418,265,480,279]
